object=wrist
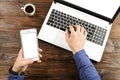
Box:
[12,63,24,72]
[12,66,21,73]
[72,48,83,54]
[9,66,24,75]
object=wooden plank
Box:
[104,38,120,53]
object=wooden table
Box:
[0,0,120,80]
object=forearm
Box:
[73,49,101,80]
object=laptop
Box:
[38,0,120,62]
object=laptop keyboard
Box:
[46,9,107,46]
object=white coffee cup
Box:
[21,3,36,16]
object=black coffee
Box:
[25,6,34,13]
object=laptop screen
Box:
[64,0,120,19]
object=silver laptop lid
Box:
[55,0,120,23]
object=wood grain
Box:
[0,0,120,80]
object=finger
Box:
[69,25,75,33]
[80,27,84,33]
[84,29,88,39]
[75,25,80,32]
[38,48,43,52]
[23,59,34,65]
[39,54,42,58]
[65,30,70,40]
[37,60,42,63]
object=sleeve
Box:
[8,66,24,80]
[8,73,24,80]
[73,49,101,80]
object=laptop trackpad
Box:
[55,31,70,50]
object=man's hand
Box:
[12,48,43,72]
[65,25,87,54]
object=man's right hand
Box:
[65,25,87,54]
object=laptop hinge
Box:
[54,0,115,23]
